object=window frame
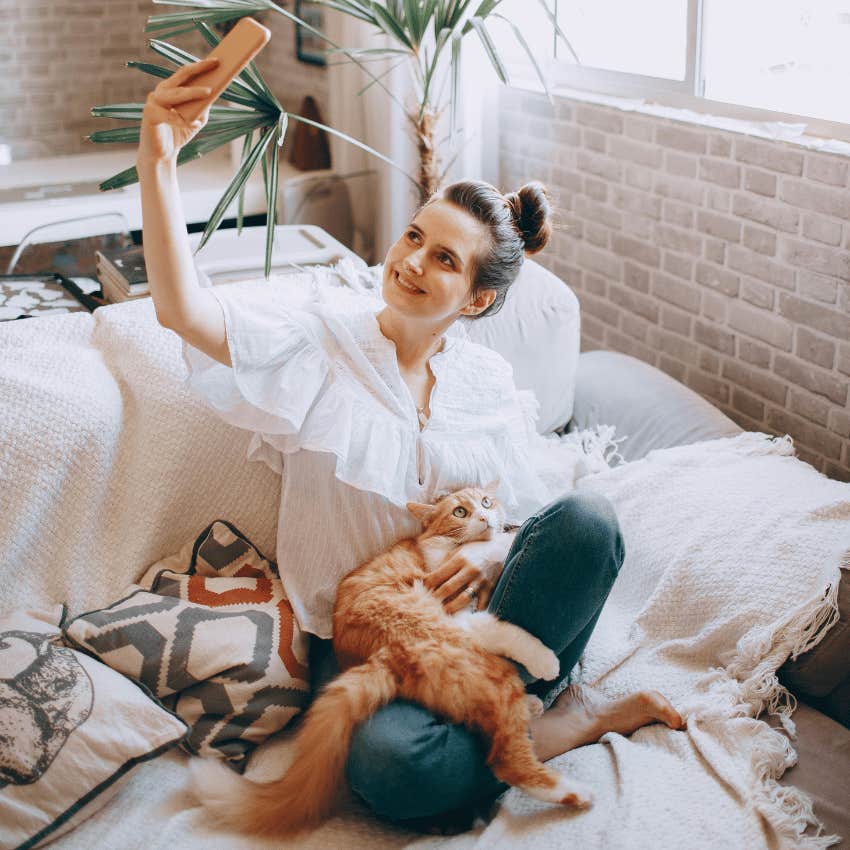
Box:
[529,0,850,146]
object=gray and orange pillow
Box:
[63,520,311,771]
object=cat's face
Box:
[406,481,505,542]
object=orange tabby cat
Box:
[191,483,592,836]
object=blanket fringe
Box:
[749,722,841,850]
[698,567,845,849]
[564,424,627,470]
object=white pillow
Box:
[462,259,580,434]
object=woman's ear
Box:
[406,501,437,524]
[461,288,497,316]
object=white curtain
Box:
[326,11,500,262]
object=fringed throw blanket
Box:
[447,433,848,850]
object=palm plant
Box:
[91,0,576,274]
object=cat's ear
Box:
[483,477,501,493]
[406,501,437,524]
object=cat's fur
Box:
[191,483,592,836]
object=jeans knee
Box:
[346,704,493,821]
[544,491,625,575]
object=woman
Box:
[138,59,682,829]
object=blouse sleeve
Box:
[182,281,335,473]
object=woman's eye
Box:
[407,230,421,243]
[453,506,468,518]
[438,252,453,267]
[482,497,492,508]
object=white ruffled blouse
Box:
[183,273,607,638]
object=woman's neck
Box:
[376,307,453,370]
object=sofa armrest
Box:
[569,350,741,462]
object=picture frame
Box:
[295,0,327,66]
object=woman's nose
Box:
[403,251,424,274]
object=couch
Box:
[0,263,847,850]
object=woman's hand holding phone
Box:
[137,58,219,165]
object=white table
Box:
[0,146,333,248]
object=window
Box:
[494,0,850,141]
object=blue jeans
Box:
[309,491,625,824]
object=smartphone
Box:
[175,17,272,123]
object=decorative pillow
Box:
[461,258,581,435]
[63,520,310,773]
[0,605,188,850]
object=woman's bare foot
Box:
[529,684,685,762]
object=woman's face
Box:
[382,200,494,323]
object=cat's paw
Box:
[526,646,560,682]
[558,781,593,809]
[525,694,545,718]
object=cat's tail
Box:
[189,652,398,837]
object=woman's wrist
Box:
[136,153,178,176]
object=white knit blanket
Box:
[439,433,848,850]
[1,302,846,850]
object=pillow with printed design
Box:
[63,520,310,773]
[0,605,188,850]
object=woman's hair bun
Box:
[506,181,551,255]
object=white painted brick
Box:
[609,136,663,168]
[773,354,847,406]
[574,195,623,230]
[722,360,788,405]
[584,177,608,201]
[789,389,832,427]
[805,154,848,187]
[742,224,777,256]
[778,293,850,341]
[734,137,804,175]
[624,164,654,191]
[698,157,740,188]
[727,245,795,290]
[797,270,838,304]
[661,305,692,336]
[622,215,654,240]
[741,278,775,311]
[577,150,622,182]
[706,187,732,212]
[611,233,660,267]
[728,301,794,351]
[779,238,850,280]
[624,262,651,293]
[654,174,704,205]
[708,134,733,157]
[697,210,741,243]
[652,272,701,312]
[656,123,706,154]
[744,168,777,198]
[801,213,843,247]
[612,185,662,219]
[662,199,695,229]
[699,349,721,374]
[576,104,623,134]
[696,261,739,297]
[577,243,622,280]
[795,327,836,370]
[655,223,703,255]
[661,252,693,281]
[781,180,850,219]
[703,237,726,264]
[738,339,772,369]
[731,193,800,233]
[582,127,608,153]
[623,115,654,142]
[664,151,698,178]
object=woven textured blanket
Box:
[438,433,847,850]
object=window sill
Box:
[506,75,850,159]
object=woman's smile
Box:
[395,270,426,294]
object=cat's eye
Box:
[453,506,468,518]
[482,496,492,508]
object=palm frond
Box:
[467,16,508,83]
[195,124,276,252]
[492,12,551,100]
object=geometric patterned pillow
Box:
[62,520,310,773]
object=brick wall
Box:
[0,2,326,160]
[499,87,850,481]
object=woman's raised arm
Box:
[137,58,232,367]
